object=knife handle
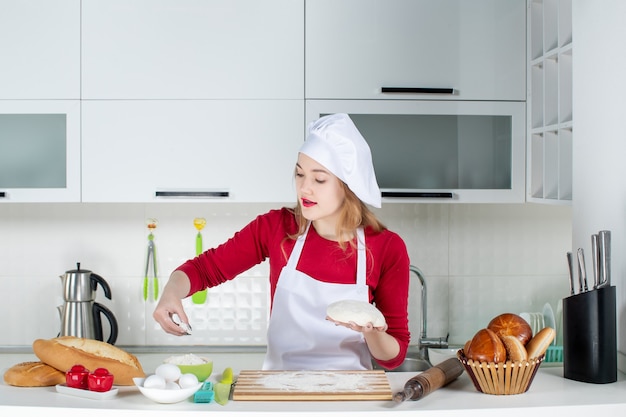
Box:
[576,248,587,293]
[598,230,611,287]
[591,235,600,289]
[566,252,575,295]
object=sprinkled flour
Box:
[259,372,368,392]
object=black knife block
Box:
[562,285,617,383]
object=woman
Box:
[153,113,410,370]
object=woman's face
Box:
[295,153,345,223]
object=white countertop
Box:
[2,352,626,416]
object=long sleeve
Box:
[176,208,297,299]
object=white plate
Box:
[543,302,556,334]
[531,312,545,335]
[520,311,545,336]
[555,299,563,346]
[519,312,532,329]
[56,384,119,400]
[428,347,462,365]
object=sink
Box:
[372,345,463,372]
[372,357,432,372]
[428,346,463,365]
[372,266,452,373]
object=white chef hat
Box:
[299,113,382,208]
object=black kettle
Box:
[57,263,118,344]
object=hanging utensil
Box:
[143,218,159,301]
[191,217,207,304]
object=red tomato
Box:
[66,364,90,389]
[88,368,114,392]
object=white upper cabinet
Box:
[307,100,526,204]
[0,100,81,202]
[82,0,303,99]
[81,100,303,203]
[0,0,80,99]
[306,0,526,101]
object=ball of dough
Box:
[326,300,386,327]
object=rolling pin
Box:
[393,358,464,402]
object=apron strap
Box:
[356,227,366,287]
[285,222,310,269]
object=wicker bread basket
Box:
[457,349,544,395]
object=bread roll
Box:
[525,327,556,359]
[466,328,507,363]
[3,361,66,387]
[33,336,144,385]
[463,339,471,355]
[500,335,528,362]
[487,313,533,345]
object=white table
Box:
[2,352,625,417]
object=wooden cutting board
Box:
[232,370,392,401]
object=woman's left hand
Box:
[326,315,399,361]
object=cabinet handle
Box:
[155,190,230,198]
[0,191,5,198]
[382,191,454,199]
[381,87,454,94]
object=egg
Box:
[143,374,166,389]
[165,381,181,390]
[178,373,199,389]
[155,363,182,382]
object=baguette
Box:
[525,327,556,360]
[3,361,66,387]
[33,336,145,385]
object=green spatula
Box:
[191,218,207,304]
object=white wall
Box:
[0,202,571,349]
[572,1,626,372]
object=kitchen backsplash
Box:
[0,202,571,349]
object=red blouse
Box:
[177,207,410,369]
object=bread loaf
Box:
[487,313,533,345]
[525,327,556,359]
[33,336,145,385]
[500,335,528,362]
[3,361,66,387]
[466,328,507,363]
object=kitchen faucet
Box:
[410,265,449,365]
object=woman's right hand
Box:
[152,271,193,336]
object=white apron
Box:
[262,223,372,370]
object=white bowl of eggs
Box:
[133,363,203,404]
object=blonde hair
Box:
[289,182,385,250]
